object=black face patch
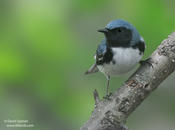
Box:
[105,27,132,47]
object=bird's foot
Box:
[139,58,153,68]
[103,92,113,100]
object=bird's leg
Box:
[139,58,153,68]
[106,75,110,96]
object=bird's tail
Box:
[85,64,99,75]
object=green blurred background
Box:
[0,0,175,130]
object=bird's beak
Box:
[97,28,108,33]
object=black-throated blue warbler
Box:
[85,19,145,96]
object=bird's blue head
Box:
[98,19,141,47]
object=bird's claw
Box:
[139,58,153,68]
[103,92,112,100]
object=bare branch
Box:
[94,89,100,106]
[81,32,175,130]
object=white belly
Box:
[97,47,143,76]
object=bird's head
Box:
[98,19,141,47]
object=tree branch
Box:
[81,32,175,130]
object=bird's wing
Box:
[85,39,107,75]
[132,36,145,54]
[96,39,107,65]
[138,36,145,53]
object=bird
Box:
[85,19,145,96]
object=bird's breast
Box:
[97,47,143,76]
